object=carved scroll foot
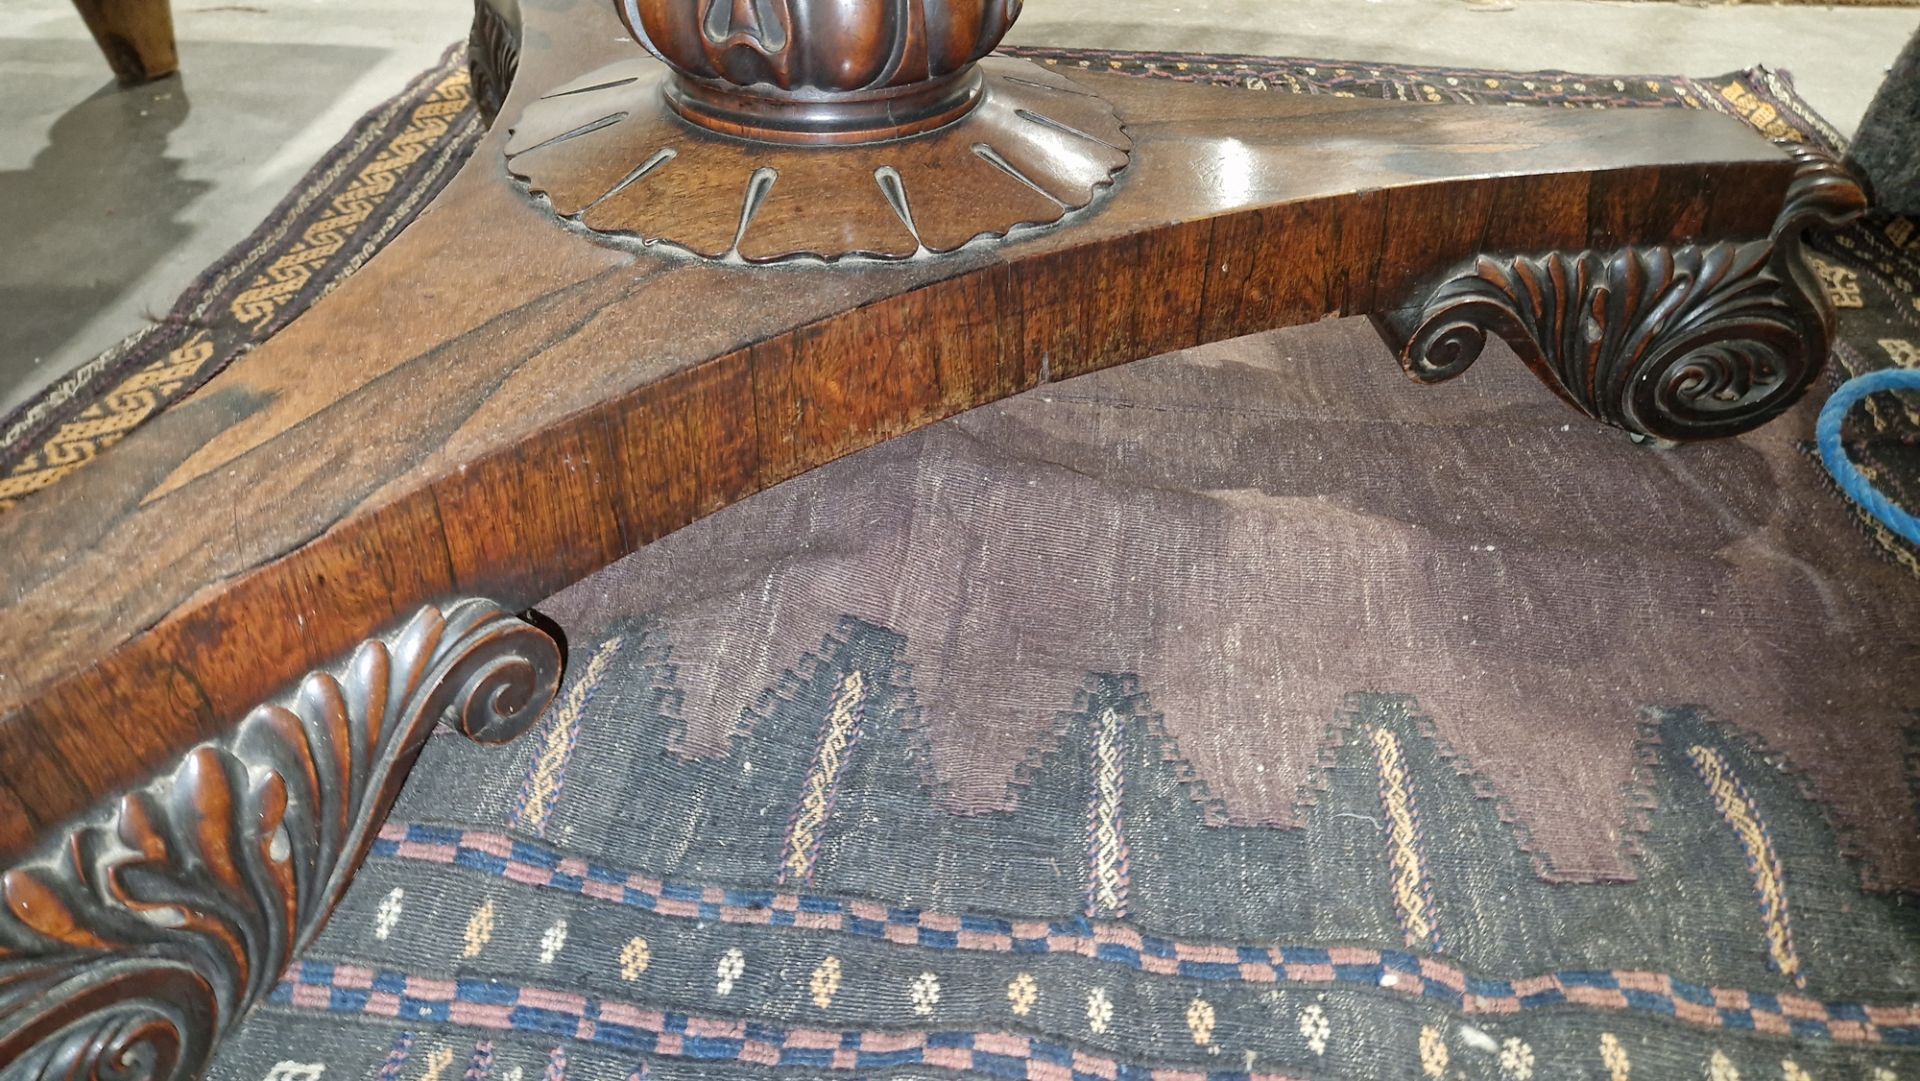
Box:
[0,599,560,1081]
[1372,147,1868,443]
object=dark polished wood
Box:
[70,0,178,85]
[1374,146,1867,443]
[0,0,1862,1071]
[0,600,560,1080]
[509,0,1131,259]
[506,56,1130,260]
[620,0,1019,143]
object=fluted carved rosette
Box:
[1375,146,1868,442]
[0,600,560,1081]
[506,55,1129,261]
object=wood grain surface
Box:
[504,57,1133,259]
[0,0,1797,860]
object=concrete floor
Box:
[2,0,1915,421]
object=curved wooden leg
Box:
[71,0,178,85]
[0,600,560,1081]
[1372,147,1867,443]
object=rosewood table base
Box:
[0,0,1866,1074]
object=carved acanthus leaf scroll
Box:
[1375,146,1868,442]
[0,599,561,1081]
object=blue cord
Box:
[1816,368,1920,546]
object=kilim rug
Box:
[8,40,1920,1081]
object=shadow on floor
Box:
[0,74,208,392]
[0,36,392,418]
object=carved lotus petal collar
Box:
[618,0,1023,94]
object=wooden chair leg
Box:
[71,0,178,85]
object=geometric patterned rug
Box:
[218,302,1920,1081]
